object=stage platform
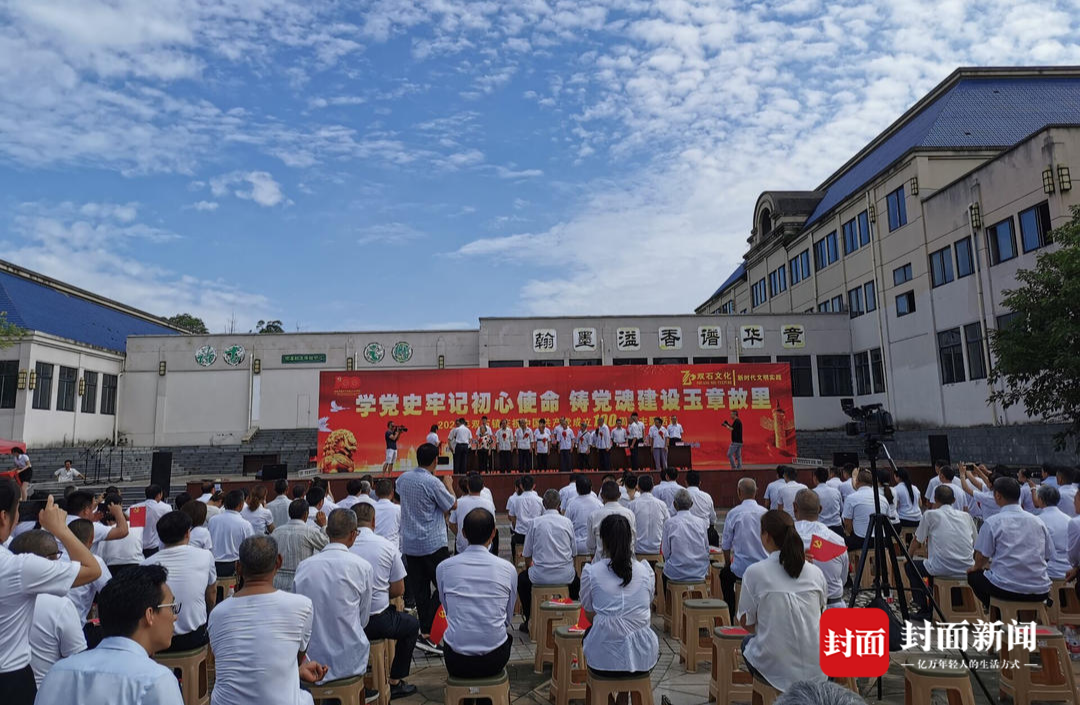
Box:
[187,464,935,507]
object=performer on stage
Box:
[611,419,628,470]
[556,419,576,474]
[426,425,440,451]
[627,413,645,472]
[576,421,592,471]
[594,417,612,473]
[668,415,684,443]
[515,420,533,473]
[722,411,743,470]
[534,419,552,472]
[383,422,403,474]
[448,418,473,475]
[476,417,493,473]
[495,420,514,472]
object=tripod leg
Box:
[848,523,875,607]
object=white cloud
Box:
[190,200,219,211]
[494,165,543,179]
[356,222,424,246]
[209,171,287,207]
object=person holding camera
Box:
[721,411,743,470]
[383,422,405,474]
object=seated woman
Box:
[580,514,658,687]
[738,510,828,693]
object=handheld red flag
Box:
[429,606,449,645]
[575,607,591,630]
[807,535,846,562]
[128,505,147,528]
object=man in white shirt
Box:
[842,469,889,550]
[450,474,497,555]
[336,479,372,512]
[295,509,374,687]
[266,479,292,530]
[53,460,82,484]
[514,419,533,473]
[209,536,327,705]
[351,504,418,698]
[763,468,787,509]
[775,466,808,520]
[195,482,215,504]
[62,490,129,557]
[684,470,718,545]
[272,499,328,592]
[648,417,668,473]
[142,510,216,652]
[36,565,182,705]
[576,421,593,470]
[627,413,645,472]
[923,464,966,512]
[447,418,473,475]
[619,473,639,507]
[967,477,1053,609]
[372,479,401,546]
[304,486,335,529]
[811,467,844,536]
[825,466,844,490]
[518,490,577,632]
[792,489,848,609]
[9,530,87,687]
[65,520,113,624]
[594,417,612,473]
[559,473,580,512]
[720,478,768,620]
[1033,485,1072,581]
[837,464,857,501]
[207,490,254,579]
[652,467,682,515]
[556,419,576,474]
[586,481,636,561]
[495,420,514,472]
[565,476,603,555]
[662,490,709,586]
[436,508,517,678]
[136,485,173,558]
[905,485,977,614]
[509,474,543,554]
[630,476,667,557]
[1055,466,1079,518]
[611,419,629,470]
[533,419,552,471]
[667,415,684,442]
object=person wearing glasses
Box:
[142,511,217,653]
[36,564,182,705]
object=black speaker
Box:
[150,452,173,493]
[928,434,951,465]
[833,451,859,468]
[261,464,288,481]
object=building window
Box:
[528,360,564,367]
[101,373,118,415]
[831,294,844,312]
[987,217,1017,265]
[854,351,872,395]
[652,357,689,365]
[776,355,813,397]
[937,328,965,384]
[788,250,810,286]
[817,301,830,313]
[870,348,886,393]
[721,301,735,314]
[569,359,602,366]
[817,355,853,397]
[32,362,53,410]
[858,210,871,247]
[847,286,864,318]
[996,312,1019,331]
[864,281,876,312]
[80,371,98,413]
[769,265,787,296]
[740,355,771,363]
[693,356,728,364]
[752,278,768,308]
[1019,201,1053,253]
[488,360,524,368]
[955,236,975,278]
[814,232,838,270]
[893,263,912,286]
[56,366,77,412]
[929,246,954,288]
[886,186,907,231]
[896,291,915,316]
[842,218,858,255]
[613,357,648,366]
[964,323,987,381]
[0,360,16,409]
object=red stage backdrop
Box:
[317,364,796,472]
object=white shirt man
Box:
[556,425,576,451]
[647,423,667,449]
[576,427,593,454]
[721,498,768,578]
[593,422,612,450]
[67,554,111,621]
[842,482,890,540]
[510,487,544,537]
[813,482,844,529]
[436,544,517,657]
[686,484,717,534]
[450,493,498,554]
[142,541,217,647]
[565,491,604,555]
[913,498,977,577]
[515,425,532,450]
[661,507,709,582]
[837,477,856,500]
[448,423,473,448]
[627,418,645,443]
[137,496,173,553]
[208,508,254,567]
[630,485,668,555]
[611,424,628,448]
[1037,504,1072,580]
[29,592,87,686]
[776,479,809,519]
[294,542,373,684]
[54,464,82,483]
[425,430,440,447]
[559,479,579,512]
[524,509,576,585]
[667,421,684,441]
[350,527,406,617]
[495,427,513,452]
[763,475,787,509]
[791,491,848,607]
[373,496,401,546]
[586,500,636,561]
[533,426,552,454]
[924,473,967,512]
[652,475,682,515]
[975,503,1053,597]
[266,493,291,530]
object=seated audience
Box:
[738,510,828,692]
[775,466,808,520]
[893,468,923,529]
[304,486,333,529]
[906,485,977,614]
[841,469,889,550]
[351,503,419,698]
[509,474,543,551]
[661,490,709,587]
[720,478,768,620]
[66,519,113,623]
[266,479,292,529]
[810,468,844,536]
[209,536,327,705]
[272,499,329,592]
[9,530,86,687]
[559,472,581,512]
[36,565,181,705]
[763,467,787,509]
[837,464,857,500]
[618,472,638,507]
[1056,466,1079,518]
[1033,485,1071,581]
[518,489,577,631]
[204,492,224,519]
[967,477,1053,608]
[372,479,402,546]
[207,490,254,578]
[652,467,682,515]
[436,508,516,678]
[586,480,636,561]
[792,490,848,609]
[196,482,215,503]
[450,473,498,555]
[98,498,146,580]
[924,463,966,512]
[685,470,719,546]
[295,510,375,689]
[179,499,213,553]
[240,485,275,535]
[630,475,666,557]
[61,490,128,556]
[580,514,658,679]
[142,511,217,652]
[565,476,603,556]
[136,485,172,558]
[337,478,375,511]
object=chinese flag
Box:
[429,606,449,645]
[128,505,147,528]
[575,607,592,630]
[807,535,846,562]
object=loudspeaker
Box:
[261,464,288,481]
[928,434,951,465]
[833,451,859,468]
[150,452,173,493]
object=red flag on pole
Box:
[429,606,449,645]
[807,535,846,562]
[128,505,147,528]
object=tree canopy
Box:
[0,311,25,349]
[255,319,284,334]
[166,312,209,335]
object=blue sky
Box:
[1,0,1079,332]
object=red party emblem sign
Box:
[819,608,889,677]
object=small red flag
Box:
[575,607,591,630]
[429,606,449,645]
[128,505,146,528]
[807,535,846,562]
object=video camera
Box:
[390,424,408,433]
[841,399,895,441]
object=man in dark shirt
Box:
[722,411,743,469]
[382,422,402,473]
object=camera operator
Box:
[383,421,406,474]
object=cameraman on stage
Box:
[383,421,406,473]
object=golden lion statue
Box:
[320,429,357,473]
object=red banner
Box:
[317,364,796,472]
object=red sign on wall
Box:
[316,364,796,472]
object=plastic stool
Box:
[303,674,367,705]
[364,639,390,705]
[215,575,237,602]
[585,668,654,705]
[710,626,751,705]
[999,626,1077,705]
[932,578,985,623]
[445,669,511,705]
[652,562,666,614]
[529,584,571,641]
[155,646,209,705]
[680,599,729,673]
[665,579,708,640]
[709,561,724,599]
[989,597,1050,626]
[535,600,580,673]
[751,678,780,705]
[551,626,587,705]
[1050,580,1080,626]
[903,663,975,705]
[574,555,590,578]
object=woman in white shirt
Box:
[426,425,440,450]
[737,510,827,692]
[181,500,213,552]
[894,468,923,529]
[240,486,275,535]
[580,514,658,678]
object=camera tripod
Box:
[848,437,991,702]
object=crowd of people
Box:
[4,444,1080,703]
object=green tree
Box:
[255,319,284,334]
[989,205,1080,452]
[166,312,209,335]
[0,311,25,349]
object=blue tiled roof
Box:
[805,76,1080,227]
[0,270,178,352]
[708,262,746,300]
